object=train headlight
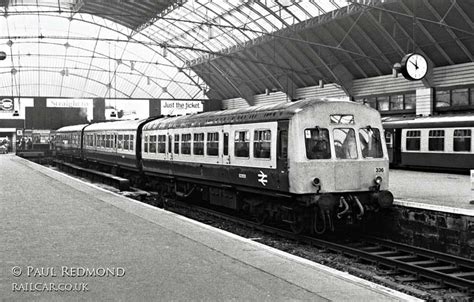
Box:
[374,176,383,185]
[312,178,320,187]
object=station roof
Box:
[0,1,472,101]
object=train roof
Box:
[84,119,146,132]
[382,114,474,129]
[143,98,371,130]
[56,124,89,132]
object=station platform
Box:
[0,154,418,301]
[390,169,473,215]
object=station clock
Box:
[400,53,428,81]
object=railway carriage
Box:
[141,99,393,233]
[55,124,88,159]
[383,115,474,171]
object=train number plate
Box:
[375,167,384,173]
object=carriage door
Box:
[222,126,231,165]
[168,134,173,161]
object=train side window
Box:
[124,135,129,150]
[406,131,420,150]
[428,130,444,151]
[181,133,191,155]
[453,129,471,152]
[149,135,157,153]
[193,133,204,155]
[305,128,330,159]
[144,135,149,153]
[174,134,180,154]
[254,130,271,159]
[333,128,357,159]
[157,135,166,154]
[207,132,219,156]
[278,130,288,159]
[234,130,249,158]
[223,132,229,156]
[118,135,123,150]
[359,128,383,158]
[384,131,393,148]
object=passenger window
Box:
[130,135,134,151]
[106,134,110,148]
[359,128,383,158]
[234,131,249,158]
[124,135,129,150]
[157,135,166,154]
[174,134,180,154]
[406,130,420,151]
[207,132,219,156]
[144,135,149,153]
[454,129,471,152]
[305,128,330,159]
[193,133,204,155]
[279,130,288,159]
[181,134,191,155]
[223,132,229,156]
[149,135,157,153]
[428,130,444,151]
[168,135,172,153]
[384,131,393,148]
[118,135,123,150]
[333,128,357,159]
[254,130,271,159]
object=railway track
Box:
[161,198,474,296]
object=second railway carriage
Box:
[55,124,89,159]
[383,115,474,171]
[141,99,393,233]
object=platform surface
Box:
[0,154,418,301]
[390,169,473,215]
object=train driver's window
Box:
[182,134,191,155]
[406,131,420,150]
[149,135,157,153]
[254,130,271,159]
[234,131,249,158]
[453,129,471,152]
[174,134,180,154]
[428,130,444,151]
[207,132,219,156]
[193,133,204,155]
[359,128,383,158]
[333,128,358,159]
[305,128,330,159]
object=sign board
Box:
[0,98,14,111]
[161,100,203,116]
[16,129,23,136]
[47,99,91,108]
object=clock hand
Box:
[410,61,419,69]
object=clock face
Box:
[401,53,428,81]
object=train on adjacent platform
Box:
[55,99,394,234]
[383,115,474,172]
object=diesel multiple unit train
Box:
[55,99,393,234]
[383,115,474,171]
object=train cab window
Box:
[333,128,358,159]
[454,129,471,152]
[181,134,191,155]
[279,130,288,159]
[149,135,157,153]
[193,133,204,155]
[234,131,249,158]
[207,132,219,156]
[428,130,444,151]
[254,130,271,159]
[118,135,123,150]
[406,131,421,151]
[223,132,229,156]
[359,128,384,158]
[157,135,166,154]
[124,135,129,150]
[305,128,330,160]
[174,134,180,154]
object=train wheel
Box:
[254,205,268,225]
[289,211,306,234]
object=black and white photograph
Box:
[0,0,473,301]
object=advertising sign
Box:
[161,100,203,116]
